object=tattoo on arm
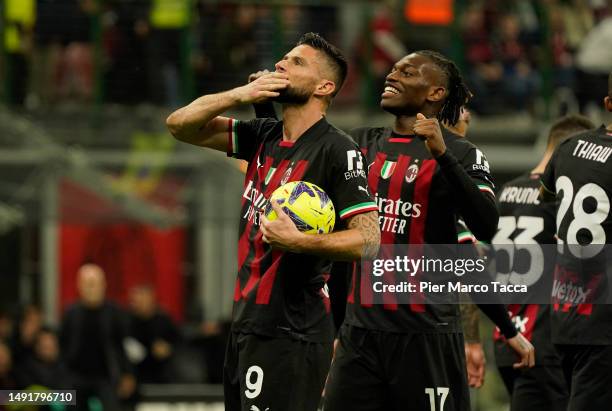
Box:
[348,211,381,259]
[461,303,481,343]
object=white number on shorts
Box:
[245,365,264,399]
[425,387,449,411]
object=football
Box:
[264,181,335,234]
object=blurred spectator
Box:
[54,0,97,103]
[2,0,35,106]
[575,13,612,109]
[354,3,406,107]
[0,341,17,390]
[16,328,73,389]
[144,0,190,107]
[128,284,179,384]
[103,0,150,104]
[497,13,540,111]
[60,263,135,411]
[462,4,504,114]
[0,311,13,342]
[9,305,42,365]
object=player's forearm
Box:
[460,303,481,343]
[166,89,242,143]
[295,212,381,261]
[436,151,499,241]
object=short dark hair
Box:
[415,50,472,126]
[297,32,348,98]
[608,71,612,98]
[548,114,595,148]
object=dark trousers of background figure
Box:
[74,377,121,411]
[146,29,182,107]
[5,53,29,106]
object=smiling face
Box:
[273,44,336,105]
[380,53,447,116]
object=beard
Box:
[272,85,312,105]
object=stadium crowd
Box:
[2,0,611,115]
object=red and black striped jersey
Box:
[227,117,377,342]
[541,125,612,345]
[492,173,561,366]
[344,126,497,333]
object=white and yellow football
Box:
[265,181,335,234]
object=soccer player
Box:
[166,33,380,411]
[540,72,612,410]
[493,114,594,411]
[323,51,535,411]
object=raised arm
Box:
[165,73,289,150]
[260,203,380,261]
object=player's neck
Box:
[281,104,324,142]
[393,115,418,135]
[531,149,553,174]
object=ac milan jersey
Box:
[541,125,612,345]
[492,173,561,366]
[227,117,377,342]
[344,127,496,333]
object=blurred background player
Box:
[323,51,534,411]
[60,263,135,411]
[492,114,594,411]
[166,33,379,411]
[128,284,180,384]
[540,71,612,410]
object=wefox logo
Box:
[552,280,592,304]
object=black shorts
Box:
[323,324,470,411]
[556,344,612,411]
[497,366,568,411]
[223,331,333,411]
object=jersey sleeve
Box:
[459,145,496,197]
[327,136,378,220]
[227,117,278,162]
[456,219,477,244]
[437,142,499,242]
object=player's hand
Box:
[232,72,289,104]
[248,69,271,83]
[413,113,447,157]
[117,374,136,398]
[260,201,306,251]
[506,332,535,369]
[464,342,486,388]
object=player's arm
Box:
[166,73,288,150]
[414,113,498,241]
[261,203,380,260]
[476,303,535,368]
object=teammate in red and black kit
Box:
[166,33,380,411]
[540,72,612,410]
[492,115,594,411]
[323,51,535,411]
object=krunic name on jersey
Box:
[572,139,612,163]
[498,185,540,205]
